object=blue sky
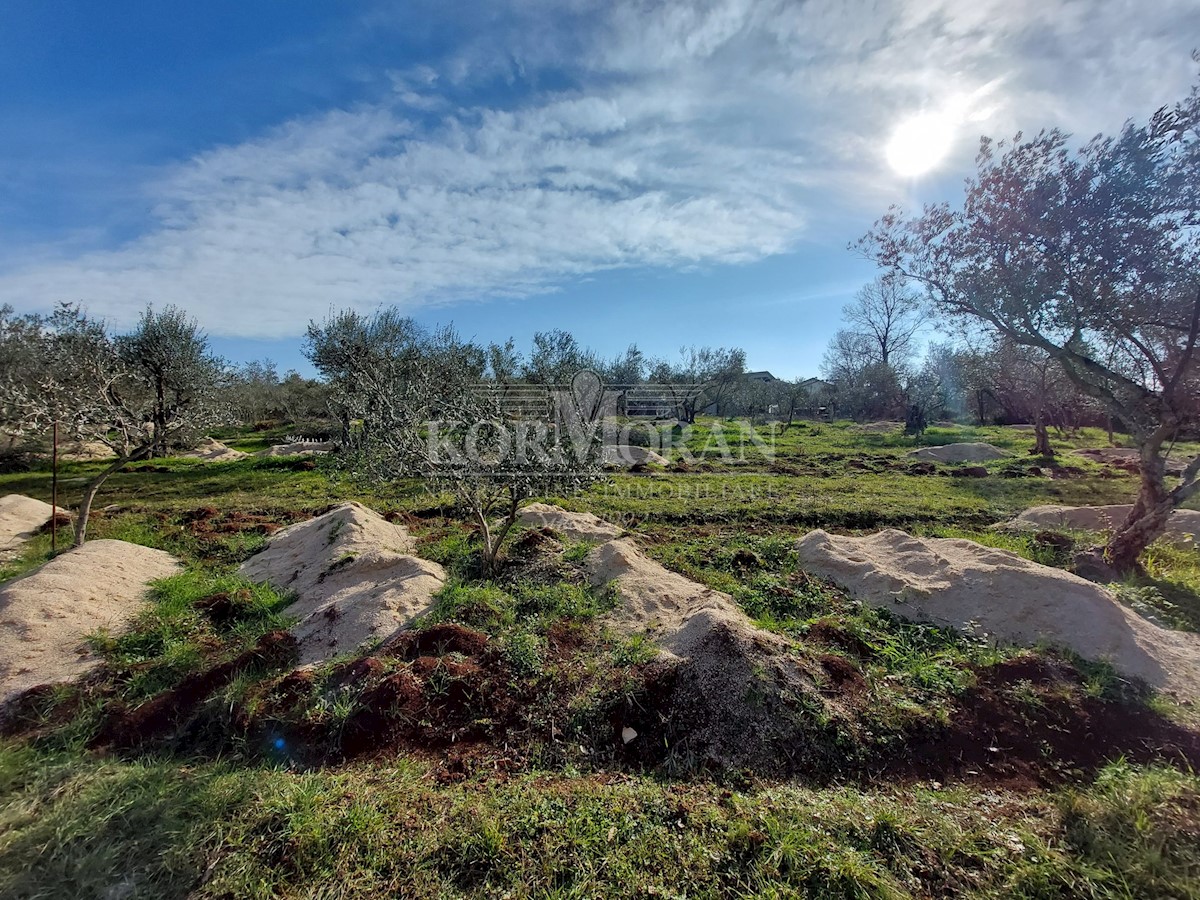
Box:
[1,1,1196,378]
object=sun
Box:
[885,111,955,178]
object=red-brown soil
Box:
[880,655,1200,789]
[90,630,298,750]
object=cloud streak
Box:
[0,0,1195,337]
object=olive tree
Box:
[118,305,226,456]
[599,344,647,386]
[305,309,426,445]
[986,341,1089,456]
[648,345,747,423]
[0,304,225,545]
[857,73,1200,570]
[326,314,604,575]
[524,329,598,385]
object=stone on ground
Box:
[0,540,182,702]
[238,502,445,664]
[180,437,248,462]
[795,528,1200,702]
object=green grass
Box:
[5,569,295,754]
[1,746,1197,899]
[91,570,293,697]
[2,418,1199,898]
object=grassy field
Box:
[1,420,1199,898]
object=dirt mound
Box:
[908,442,1008,463]
[601,445,669,468]
[518,503,624,543]
[238,502,446,664]
[1003,505,1200,549]
[255,441,334,457]
[584,539,745,651]
[657,609,832,769]
[181,507,291,540]
[57,440,115,461]
[795,528,1200,701]
[577,526,829,771]
[0,495,55,553]
[211,624,534,773]
[1072,447,1189,475]
[0,540,182,702]
[855,421,902,433]
[179,437,248,462]
[338,626,522,761]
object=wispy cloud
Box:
[0,0,1195,337]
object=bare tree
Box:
[820,330,905,421]
[843,275,929,369]
[820,330,876,385]
[858,71,1200,570]
[902,353,951,436]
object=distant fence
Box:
[284,435,332,445]
[469,381,709,420]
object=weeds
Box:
[1,419,1198,897]
[1,747,1196,899]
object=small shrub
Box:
[501,630,544,677]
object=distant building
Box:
[797,377,835,419]
[743,370,777,383]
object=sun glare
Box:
[885,110,955,178]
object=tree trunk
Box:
[476,490,520,577]
[1105,437,1174,572]
[153,374,168,457]
[73,449,148,547]
[1033,409,1054,457]
[74,459,125,547]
